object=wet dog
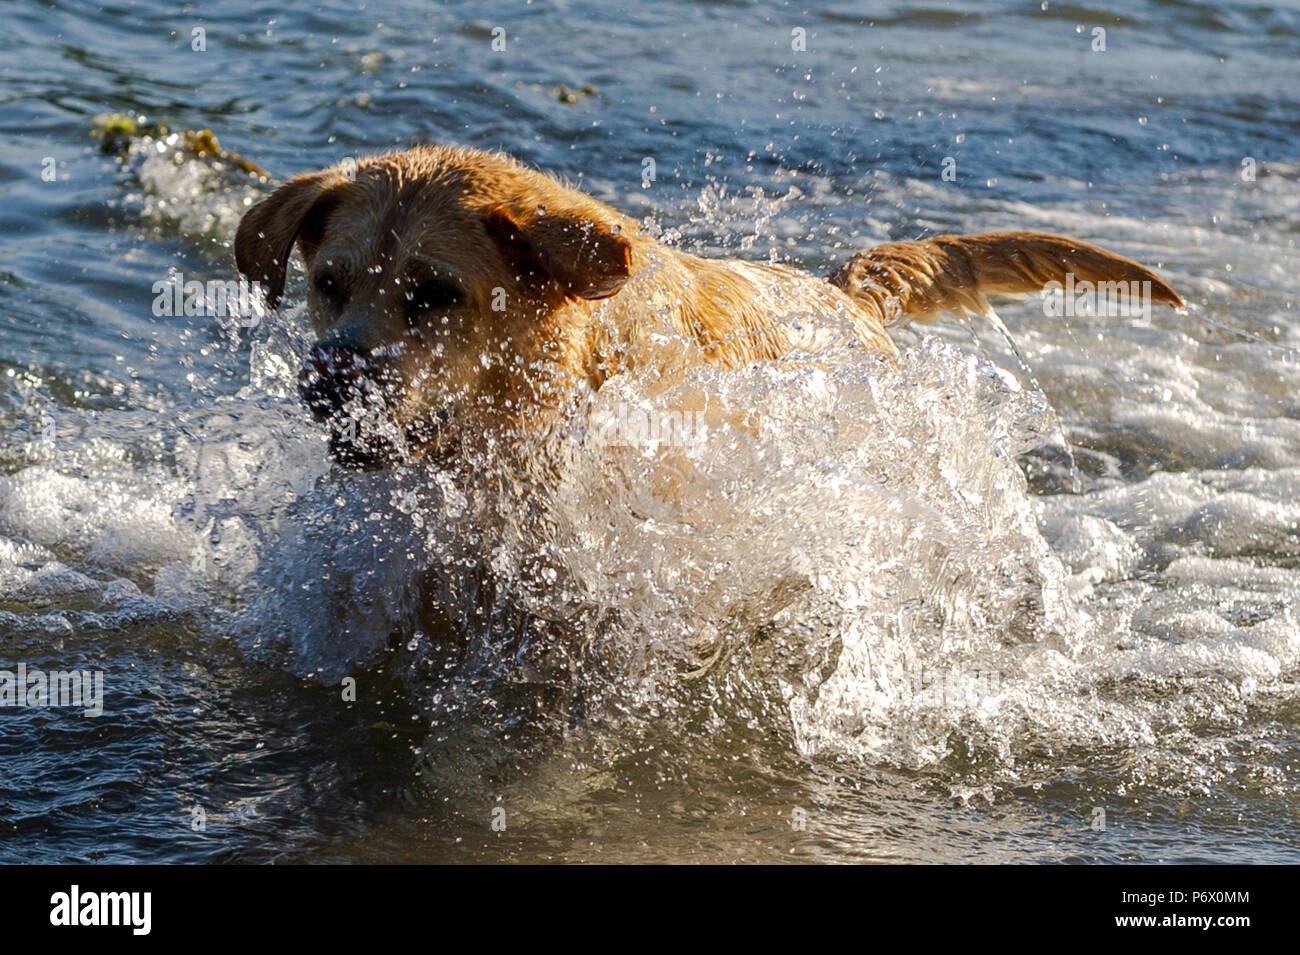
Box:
[234,144,1182,468]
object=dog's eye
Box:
[314,270,346,306]
[405,279,463,322]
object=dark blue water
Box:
[1,0,1298,863]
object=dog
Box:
[234,144,1182,469]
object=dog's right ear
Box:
[235,170,343,309]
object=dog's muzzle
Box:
[299,341,453,470]
[300,342,367,419]
[299,342,375,420]
[298,342,400,469]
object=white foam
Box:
[0,466,191,570]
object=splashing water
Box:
[8,296,1275,780]
[3,122,1299,865]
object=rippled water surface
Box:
[1,0,1298,863]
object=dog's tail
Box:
[827,230,1183,326]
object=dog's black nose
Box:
[299,342,370,420]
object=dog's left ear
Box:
[484,204,631,300]
[235,169,344,309]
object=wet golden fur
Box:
[235,144,1182,464]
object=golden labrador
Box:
[234,144,1181,468]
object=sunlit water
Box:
[1,0,1298,863]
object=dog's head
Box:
[234,146,634,468]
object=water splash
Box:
[2,139,1297,802]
